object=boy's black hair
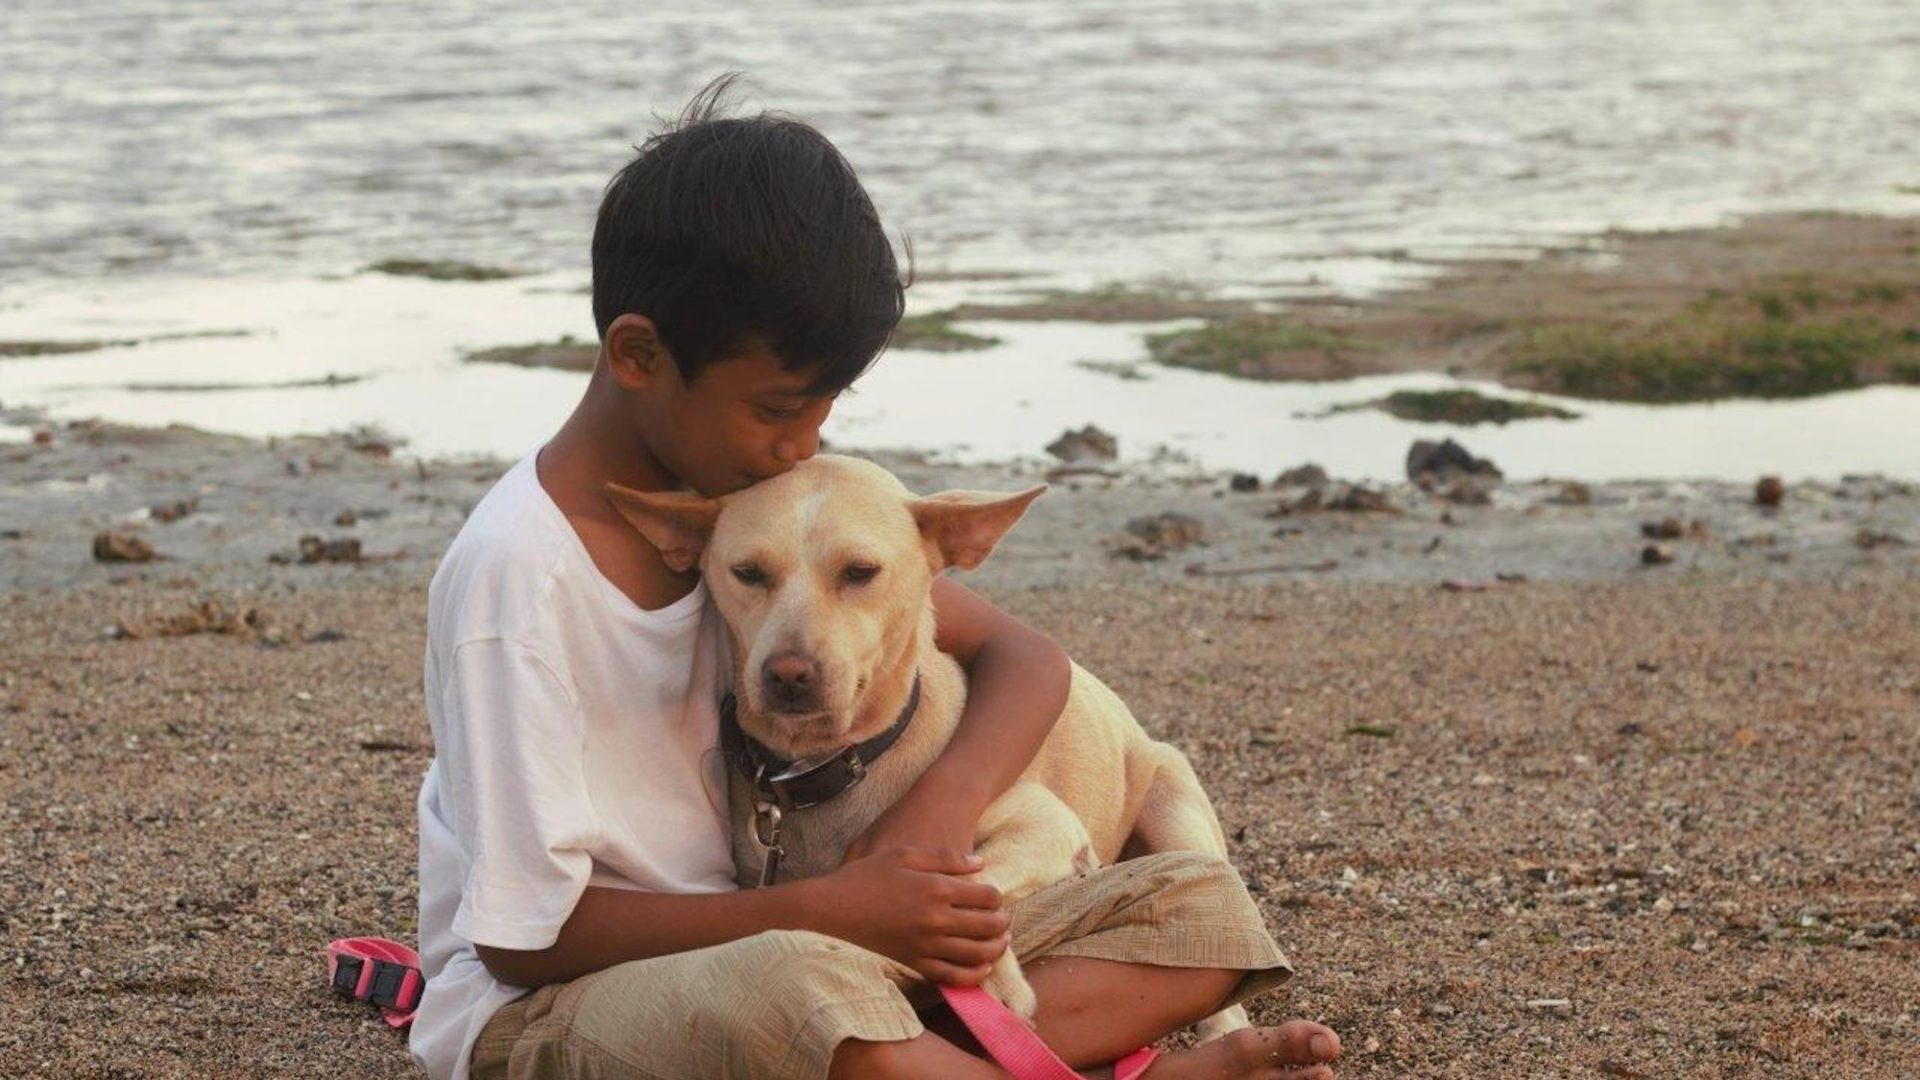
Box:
[592,74,911,396]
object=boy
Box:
[412,77,1341,1080]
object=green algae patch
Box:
[1506,315,1917,402]
[1146,316,1366,380]
[465,334,598,372]
[1366,389,1578,424]
[1,329,255,359]
[949,282,1255,323]
[365,258,523,282]
[890,312,1002,352]
[0,340,116,357]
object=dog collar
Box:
[720,672,922,811]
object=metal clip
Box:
[755,805,785,888]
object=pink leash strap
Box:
[325,936,423,1029]
[940,985,1159,1080]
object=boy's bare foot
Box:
[1137,1020,1341,1080]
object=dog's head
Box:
[606,455,1043,756]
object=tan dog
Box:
[608,455,1248,1037]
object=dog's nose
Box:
[761,652,821,710]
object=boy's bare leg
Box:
[828,1032,1013,1080]
[916,956,1342,1079]
[832,1023,1340,1080]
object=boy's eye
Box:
[842,563,880,585]
[731,563,770,587]
[758,404,804,422]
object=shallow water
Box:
[3,275,1917,482]
[2,2,1916,476]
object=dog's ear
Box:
[603,484,722,573]
[909,485,1046,572]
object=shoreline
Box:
[2,414,1913,594]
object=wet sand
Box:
[2,424,1917,1077]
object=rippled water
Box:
[2,1,1917,477]
[4,0,1915,287]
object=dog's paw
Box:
[1071,842,1100,876]
[982,954,1039,1025]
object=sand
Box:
[2,424,1917,1078]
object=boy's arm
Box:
[475,845,1004,989]
[844,576,1072,861]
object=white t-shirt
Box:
[409,449,739,1080]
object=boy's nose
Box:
[771,429,820,465]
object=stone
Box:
[1274,463,1331,490]
[1045,425,1118,464]
[1641,543,1675,566]
[150,498,198,524]
[1755,475,1786,507]
[297,536,363,565]
[92,531,155,563]
[1406,438,1503,490]
[1228,472,1261,493]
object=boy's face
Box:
[642,339,839,498]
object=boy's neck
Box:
[542,374,680,500]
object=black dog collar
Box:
[721,672,922,811]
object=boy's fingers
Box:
[895,846,984,874]
[919,959,995,987]
[932,934,1009,967]
[945,879,1004,910]
[942,908,1012,941]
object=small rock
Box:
[149,497,198,524]
[1274,463,1330,490]
[92,531,155,563]
[334,509,359,527]
[1326,485,1398,513]
[1406,438,1502,490]
[32,429,55,446]
[1640,517,1686,540]
[1755,475,1786,507]
[1422,1002,1456,1019]
[1228,472,1261,493]
[1045,425,1118,464]
[1526,998,1573,1014]
[1548,482,1593,506]
[297,535,363,564]
[1113,513,1206,561]
[1854,528,1905,550]
[1641,543,1675,566]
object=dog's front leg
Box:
[969,781,1097,1023]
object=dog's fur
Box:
[609,455,1248,1036]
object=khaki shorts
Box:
[471,851,1293,1080]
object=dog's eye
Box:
[842,563,880,585]
[731,563,769,587]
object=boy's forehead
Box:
[709,344,825,396]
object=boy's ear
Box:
[603,483,722,572]
[603,314,672,391]
[909,486,1046,572]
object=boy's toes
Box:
[1263,1020,1341,1066]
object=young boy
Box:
[411,78,1341,1080]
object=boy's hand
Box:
[808,846,1010,985]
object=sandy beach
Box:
[2,421,1916,1077]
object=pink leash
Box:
[940,985,1159,1080]
[325,936,423,1028]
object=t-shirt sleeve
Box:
[436,637,601,952]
